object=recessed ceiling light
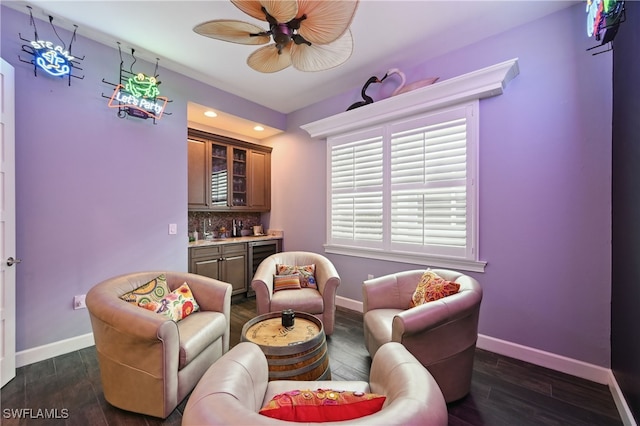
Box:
[254,125,264,131]
[204,110,217,118]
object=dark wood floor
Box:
[1,297,622,425]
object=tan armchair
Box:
[86,271,232,418]
[183,341,448,425]
[362,269,482,402]
[251,251,340,335]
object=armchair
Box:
[183,341,448,425]
[251,251,340,335]
[86,271,232,418]
[362,269,482,402]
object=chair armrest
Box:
[86,286,173,341]
[183,342,270,425]
[314,257,340,296]
[391,277,483,339]
[363,275,401,312]
[367,342,448,426]
[183,273,232,315]
[251,258,276,315]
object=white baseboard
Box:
[608,370,638,426]
[336,295,363,313]
[16,333,95,368]
[338,295,636,424]
[476,334,611,384]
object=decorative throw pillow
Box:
[409,270,461,308]
[276,264,317,289]
[259,389,386,422]
[139,282,200,322]
[273,274,302,292]
[120,274,170,305]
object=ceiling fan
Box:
[193,0,359,73]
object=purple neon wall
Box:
[1,3,614,371]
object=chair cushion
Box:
[177,311,227,369]
[259,388,385,422]
[364,308,402,350]
[270,288,323,314]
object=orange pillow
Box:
[259,389,385,422]
[409,270,460,308]
[273,273,302,292]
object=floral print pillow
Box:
[276,264,317,289]
[409,270,460,308]
[139,282,200,321]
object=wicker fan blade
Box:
[291,29,353,72]
[296,0,359,45]
[194,20,270,45]
[232,0,298,23]
[247,44,293,73]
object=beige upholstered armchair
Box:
[183,341,448,425]
[362,269,482,402]
[251,251,340,335]
[86,271,232,418]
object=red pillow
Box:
[259,389,386,422]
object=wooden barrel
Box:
[241,311,331,381]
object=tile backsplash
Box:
[188,211,262,238]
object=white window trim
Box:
[301,58,520,273]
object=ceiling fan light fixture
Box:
[195,0,359,73]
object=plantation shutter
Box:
[330,134,384,245]
[390,111,469,256]
[326,102,477,263]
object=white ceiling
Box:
[6,0,579,136]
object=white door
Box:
[0,58,17,387]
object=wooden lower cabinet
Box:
[189,238,282,297]
[189,244,247,295]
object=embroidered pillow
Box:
[273,274,302,292]
[120,274,170,305]
[409,270,461,308]
[259,389,386,422]
[276,264,317,289]
[139,282,200,321]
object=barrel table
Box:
[241,311,331,381]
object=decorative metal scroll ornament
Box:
[101,43,172,124]
[18,6,85,85]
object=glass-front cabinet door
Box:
[232,147,247,207]
[211,143,228,207]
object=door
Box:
[1,58,17,387]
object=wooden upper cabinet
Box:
[188,139,209,210]
[248,149,271,211]
[188,129,272,212]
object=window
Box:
[326,102,483,271]
[303,58,519,272]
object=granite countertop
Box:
[189,234,282,247]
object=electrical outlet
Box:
[168,223,177,235]
[367,274,374,280]
[74,294,86,310]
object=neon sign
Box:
[107,73,168,120]
[17,7,85,85]
[586,0,625,44]
[31,40,74,77]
